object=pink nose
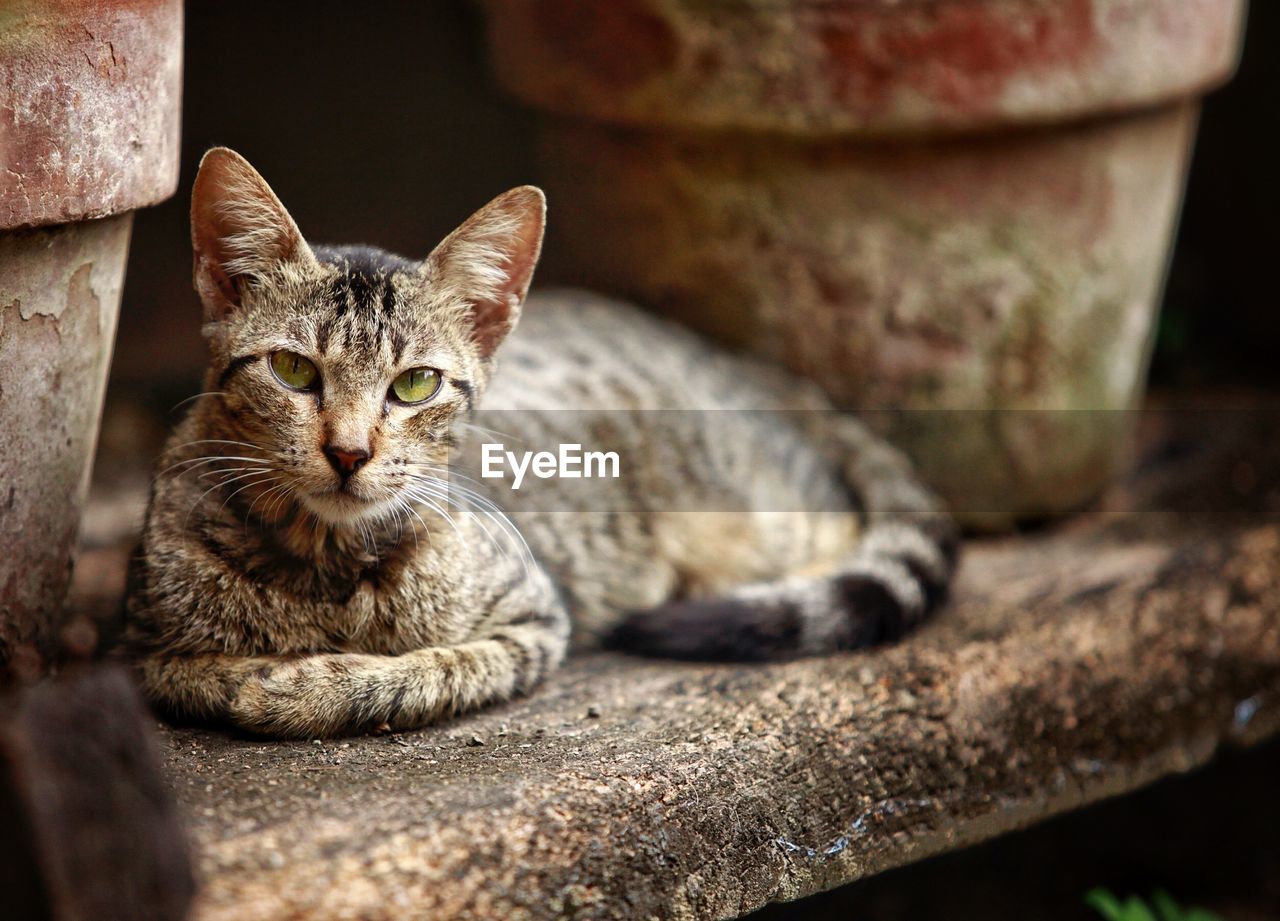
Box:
[323,445,370,478]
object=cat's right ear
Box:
[190,147,315,324]
[422,186,545,359]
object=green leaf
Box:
[1085,888,1223,921]
[1084,889,1157,921]
[1151,889,1183,921]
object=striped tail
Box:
[605,415,958,661]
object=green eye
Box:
[390,367,441,404]
[270,351,319,391]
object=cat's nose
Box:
[323,445,370,479]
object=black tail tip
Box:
[603,598,800,663]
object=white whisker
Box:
[217,474,283,519]
[246,479,294,523]
[184,467,281,527]
[171,438,273,453]
[402,486,465,545]
[386,498,422,550]
[159,454,269,478]
[265,483,298,522]
[414,473,534,563]
[199,465,273,482]
[169,391,228,413]
[452,420,521,445]
[402,474,533,578]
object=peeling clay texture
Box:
[158,508,1280,921]
[0,0,182,230]
[0,0,182,675]
[0,215,131,673]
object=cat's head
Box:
[187,147,544,528]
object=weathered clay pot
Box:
[484,0,1247,528]
[0,0,182,678]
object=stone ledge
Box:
[153,508,1279,920]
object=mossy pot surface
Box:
[538,106,1196,527]
[485,0,1246,528]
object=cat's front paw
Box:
[229,660,333,738]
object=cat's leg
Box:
[134,606,568,738]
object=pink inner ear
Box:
[471,293,517,358]
[191,226,241,319]
[473,231,541,357]
[436,188,545,358]
[191,206,245,312]
[199,250,241,309]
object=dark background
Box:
[1153,0,1278,389]
[114,0,1279,393]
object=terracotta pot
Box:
[0,0,182,679]
[483,0,1247,528]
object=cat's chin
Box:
[299,491,397,528]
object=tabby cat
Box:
[123,148,957,738]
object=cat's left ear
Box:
[191,147,317,324]
[423,186,545,358]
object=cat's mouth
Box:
[299,487,392,526]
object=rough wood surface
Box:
[134,409,1279,921]
[0,666,195,921]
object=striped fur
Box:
[479,296,959,661]
[125,148,956,739]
